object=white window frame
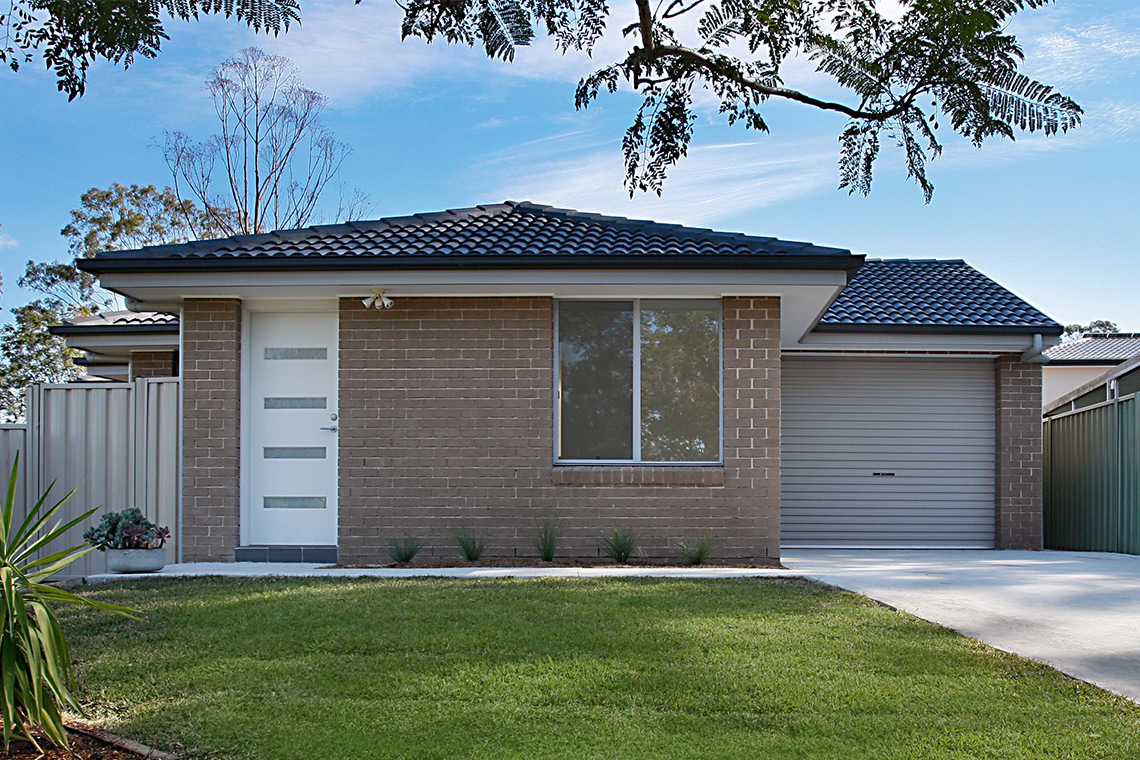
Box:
[553,298,724,466]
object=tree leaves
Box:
[404,0,1081,201]
[1,0,299,99]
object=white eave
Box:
[95,266,852,347]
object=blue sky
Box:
[1,0,1138,329]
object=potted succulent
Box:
[83,507,171,573]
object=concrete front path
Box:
[782,549,1140,703]
[87,562,799,581]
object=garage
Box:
[781,357,996,548]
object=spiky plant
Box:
[0,454,133,750]
[600,529,637,564]
[388,535,425,564]
[678,535,714,566]
[453,528,487,562]
[536,518,561,562]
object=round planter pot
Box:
[106,548,166,574]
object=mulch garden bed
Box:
[1,724,174,759]
[1,732,137,759]
[333,557,786,570]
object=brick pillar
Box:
[182,300,241,561]
[722,296,782,560]
[995,355,1043,550]
[130,350,178,379]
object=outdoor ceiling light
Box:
[361,288,395,310]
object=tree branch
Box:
[640,44,916,121]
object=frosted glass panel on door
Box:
[264,347,328,360]
[264,397,327,409]
[264,447,327,459]
[263,496,327,509]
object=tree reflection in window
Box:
[640,301,720,461]
[558,301,633,459]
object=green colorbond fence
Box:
[1044,394,1140,554]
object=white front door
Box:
[248,312,338,546]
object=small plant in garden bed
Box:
[453,528,486,562]
[600,528,637,563]
[83,508,169,551]
[536,518,560,562]
[678,535,713,565]
[389,535,424,564]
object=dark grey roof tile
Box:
[84,201,852,264]
[817,259,1061,334]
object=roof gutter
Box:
[49,324,180,337]
[77,252,865,277]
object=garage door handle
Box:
[320,425,339,432]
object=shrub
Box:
[1,454,133,751]
[536,518,560,562]
[83,507,169,551]
[389,535,424,564]
[453,528,486,562]
[678,535,713,566]
[600,528,637,563]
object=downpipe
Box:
[1020,333,1048,363]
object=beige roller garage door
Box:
[781,357,996,548]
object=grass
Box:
[59,578,1139,760]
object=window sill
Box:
[552,465,725,488]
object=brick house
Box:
[75,202,1060,564]
[50,311,179,382]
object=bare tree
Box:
[162,47,369,236]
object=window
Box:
[556,299,721,463]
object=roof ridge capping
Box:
[90,203,519,259]
[508,201,852,255]
[865,257,968,264]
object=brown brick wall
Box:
[337,296,781,564]
[130,350,178,379]
[181,300,241,561]
[995,355,1044,549]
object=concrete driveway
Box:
[783,549,1140,703]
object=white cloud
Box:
[469,131,836,226]
[255,0,634,105]
[1027,20,1140,87]
[1086,99,1140,140]
[0,231,17,249]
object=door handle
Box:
[320,425,339,432]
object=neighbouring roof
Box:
[77,201,860,274]
[1044,333,1140,365]
[50,310,180,336]
[816,259,1062,335]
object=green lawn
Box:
[60,577,1138,760]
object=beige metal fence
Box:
[0,424,27,516]
[12,377,180,576]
